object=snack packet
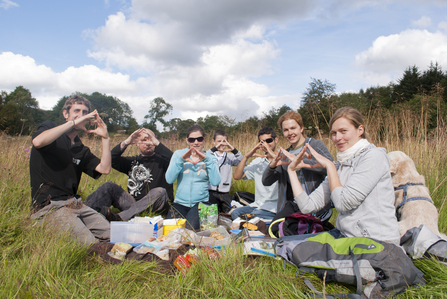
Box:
[199,203,218,230]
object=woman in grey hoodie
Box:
[285,107,400,245]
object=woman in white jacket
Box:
[285,107,400,245]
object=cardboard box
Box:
[133,216,163,239]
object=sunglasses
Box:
[260,138,274,144]
[187,136,204,143]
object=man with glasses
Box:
[84,128,172,221]
[231,127,279,221]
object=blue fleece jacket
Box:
[165,148,221,207]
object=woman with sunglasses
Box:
[165,124,221,230]
[284,107,400,245]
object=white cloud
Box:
[86,1,318,72]
[355,29,447,85]
[439,19,447,32]
[0,0,19,10]
[412,16,432,28]
[0,52,56,89]
[0,52,143,111]
[83,1,296,122]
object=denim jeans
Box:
[231,206,276,221]
[167,202,200,231]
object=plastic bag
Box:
[199,203,218,230]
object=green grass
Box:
[1,128,447,298]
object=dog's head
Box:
[387,151,425,187]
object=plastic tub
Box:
[195,226,231,247]
[110,222,154,244]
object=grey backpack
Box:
[275,232,425,298]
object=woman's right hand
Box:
[306,144,333,169]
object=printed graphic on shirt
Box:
[128,161,153,197]
[183,162,208,176]
[72,158,81,165]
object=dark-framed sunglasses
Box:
[187,136,204,143]
[260,138,274,144]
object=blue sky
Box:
[1,0,447,124]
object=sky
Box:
[1,0,447,125]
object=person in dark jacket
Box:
[262,111,334,224]
[84,128,172,221]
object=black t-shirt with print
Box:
[30,121,101,210]
[111,142,174,202]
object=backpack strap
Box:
[349,246,363,296]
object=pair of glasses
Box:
[260,138,274,143]
[187,136,204,143]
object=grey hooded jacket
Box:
[295,144,400,245]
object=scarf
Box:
[336,138,370,164]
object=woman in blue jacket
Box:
[165,124,221,230]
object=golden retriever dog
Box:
[388,151,446,239]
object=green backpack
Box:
[275,232,425,298]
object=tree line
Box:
[1,61,446,138]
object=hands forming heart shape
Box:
[74,110,109,139]
[182,147,206,165]
[283,144,332,171]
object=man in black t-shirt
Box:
[30,95,111,245]
[84,128,173,221]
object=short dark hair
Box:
[187,124,206,138]
[62,94,91,114]
[213,130,228,140]
[257,127,276,140]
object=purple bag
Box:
[271,212,324,238]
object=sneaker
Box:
[100,206,123,222]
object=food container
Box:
[111,222,154,244]
[194,226,231,247]
[163,218,186,235]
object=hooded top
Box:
[165,148,221,207]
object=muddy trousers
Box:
[31,197,110,245]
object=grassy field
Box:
[1,108,447,298]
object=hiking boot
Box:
[100,206,123,222]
